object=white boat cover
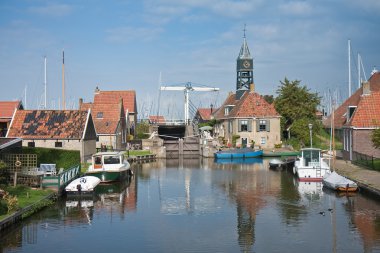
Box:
[322,171,357,189]
[65,176,101,192]
[269,159,283,166]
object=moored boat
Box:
[214,148,263,159]
[293,148,330,181]
[269,158,284,168]
[65,176,101,195]
[322,171,358,192]
[86,152,132,183]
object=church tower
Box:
[236,26,254,92]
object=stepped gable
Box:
[94,90,136,113]
[0,101,22,119]
[213,91,279,119]
[323,71,380,128]
[348,92,380,128]
[7,110,89,139]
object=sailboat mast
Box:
[358,53,361,89]
[44,56,47,109]
[348,39,351,97]
[62,50,66,110]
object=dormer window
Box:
[347,106,357,121]
[97,112,103,119]
[224,105,235,116]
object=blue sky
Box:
[0,0,379,119]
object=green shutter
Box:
[238,120,241,132]
[248,120,252,132]
[266,120,270,132]
[256,120,260,132]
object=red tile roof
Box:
[94,90,136,113]
[7,110,89,139]
[348,92,380,128]
[197,108,214,121]
[214,91,279,119]
[149,115,165,123]
[0,101,22,119]
[324,71,380,128]
[80,102,123,134]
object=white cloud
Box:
[106,26,164,43]
[28,3,73,17]
[279,1,313,16]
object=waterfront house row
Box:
[6,109,97,162]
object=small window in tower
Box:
[97,112,103,118]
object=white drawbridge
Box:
[160,82,219,125]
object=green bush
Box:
[22,147,80,169]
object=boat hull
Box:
[65,176,101,195]
[214,149,263,159]
[322,171,358,192]
[294,167,330,182]
[86,169,131,183]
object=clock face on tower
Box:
[243,60,250,68]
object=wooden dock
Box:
[127,154,156,163]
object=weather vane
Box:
[243,23,246,38]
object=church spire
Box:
[238,24,251,59]
[236,24,254,92]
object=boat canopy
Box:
[301,148,321,167]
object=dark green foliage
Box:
[136,121,150,139]
[274,78,321,127]
[274,78,321,148]
[263,95,274,104]
[22,147,80,169]
[372,128,380,149]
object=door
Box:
[242,138,248,148]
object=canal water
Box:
[2,158,380,253]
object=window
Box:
[55,141,63,148]
[228,120,233,133]
[238,119,251,132]
[257,119,270,132]
[104,156,120,164]
[259,120,266,131]
[97,112,103,118]
[261,137,266,145]
[27,142,35,147]
[224,105,235,116]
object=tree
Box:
[263,95,274,104]
[274,78,321,146]
[372,128,380,149]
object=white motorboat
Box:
[86,152,132,183]
[293,148,330,181]
[322,171,358,192]
[65,176,101,194]
[269,158,284,168]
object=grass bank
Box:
[0,185,54,220]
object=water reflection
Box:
[1,158,380,253]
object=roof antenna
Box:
[243,23,246,38]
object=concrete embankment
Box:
[333,159,380,197]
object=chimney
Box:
[79,98,83,109]
[249,83,255,93]
[362,81,370,96]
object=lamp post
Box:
[308,123,313,148]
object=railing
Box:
[352,151,380,171]
[42,164,81,193]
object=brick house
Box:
[324,70,380,159]
[149,115,166,124]
[80,98,127,150]
[194,108,215,124]
[213,91,281,148]
[91,87,137,136]
[0,101,23,137]
[6,110,96,162]
[212,33,281,149]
